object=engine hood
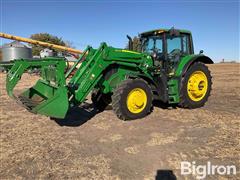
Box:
[104,48,147,63]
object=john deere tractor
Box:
[0,28,213,120]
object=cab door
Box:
[164,33,192,72]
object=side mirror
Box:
[126,35,133,51]
[199,50,204,54]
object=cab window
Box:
[142,36,163,54]
[166,34,190,55]
[167,36,181,54]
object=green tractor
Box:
[2,28,213,120]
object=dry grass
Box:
[0,63,239,179]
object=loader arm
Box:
[68,43,111,105]
[67,42,146,106]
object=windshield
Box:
[141,36,163,54]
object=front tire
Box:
[112,79,153,120]
[179,62,212,108]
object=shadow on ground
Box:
[155,170,177,180]
[152,100,177,110]
[52,102,100,127]
[52,100,175,127]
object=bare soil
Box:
[0,63,239,179]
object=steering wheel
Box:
[168,49,182,62]
[169,49,181,56]
[150,48,163,59]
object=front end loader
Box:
[1,28,213,120]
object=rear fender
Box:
[175,55,213,77]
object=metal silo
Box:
[1,41,32,62]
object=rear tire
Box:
[112,79,153,120]
[179,62,212,108]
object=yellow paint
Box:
[127,88,147,113]
[187,71,208,101]
[115,49,141,55]
[0,32,82,54]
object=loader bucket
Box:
[17,80,69,118]
[6,58,69,119]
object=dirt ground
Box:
[0,63,239,179]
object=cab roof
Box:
[140,28,191,37]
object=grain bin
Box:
[1,41,32,62]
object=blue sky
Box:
[1,0,239,62]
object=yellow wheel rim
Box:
[127,88,147,114]
[187,71,208,102]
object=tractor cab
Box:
[139,28,194,71]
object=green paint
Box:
[6,58,68,118]
[4,28,212,118]
[167,79,180,103]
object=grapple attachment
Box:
[6,58,69,118]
